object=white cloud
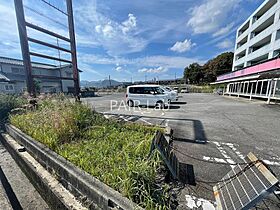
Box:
[187,0,238,34]
[115,66,123,72]
[95,23,114,38]
[138,66,168,73]
[170,39,196,53]
[139,55,205,69]
[213,23,235,37]
[78,53,205,70]
[122,14,137,34]
[216,39,234,49]
[75,3,146,56]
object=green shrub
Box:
[0,94,26,124]
[10,98,170,209]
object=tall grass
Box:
[10,98,171,209]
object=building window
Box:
[262,81,268,95]
[276,30,280,41]
[5,84,14,91]
[11,67,21,74]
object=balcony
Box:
[252,0,277,24]
[236,35,248,49]
[246,53,269,67]
[250,24,274,46]
[234,57,246,67]
[238,21,250,38]
[250,3,278,33]
[247,43,271,62]
[235,43,248,55]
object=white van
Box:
[161,86,178,102]
[126,85,169,108]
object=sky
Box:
[0,0,264,82]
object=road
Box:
[83,93,280,209]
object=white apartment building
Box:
[233,0,280,70]
[0,56,77,94]
[214,0,280,103]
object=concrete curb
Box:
[0,133,86,210]
[5,124,143,210]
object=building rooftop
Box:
[0,56,56,69]
[0,72,10,82]
[0,56,82,72]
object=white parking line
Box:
[211,141,236,168]
[165,119,169,127]
[203,156,230,164]
[139,118,153,125]
[185,195,216,210]
[209,141,280,167]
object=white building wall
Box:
[0,61,75,94]
[233,0,280,71]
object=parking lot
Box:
[82,93,280,209]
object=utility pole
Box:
[109,75,111,88]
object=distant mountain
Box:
[80,79,122,88]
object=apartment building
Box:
[214,0,280,103]
[0,56,76,94]
[233,0,280,70]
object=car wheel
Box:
[127,100,134,107]
[155,101,164,109]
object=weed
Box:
[10,98,171,209]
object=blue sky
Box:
[0,0,263,82]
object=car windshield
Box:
[164,87,172,91]
[161,87,170,92]
[154,87,164,94]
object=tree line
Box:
[184,52,234,84]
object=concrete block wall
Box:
[5,124,142,210]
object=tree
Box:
[34,79,41,94]
[203,52,234,83]
[184,63,204,84]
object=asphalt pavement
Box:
[82,93,280,209]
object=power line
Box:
[170,145,251,166]
[24,5,68,29]
[40,0,68,16]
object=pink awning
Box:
[217,58,280,82]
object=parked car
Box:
[126,85,169,108]
[161,86,178,102]
[180,88,189,93]
[215,88,224,95]
[173,87,179,93]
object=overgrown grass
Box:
[10,98,171,209]
[187,85,215,93]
